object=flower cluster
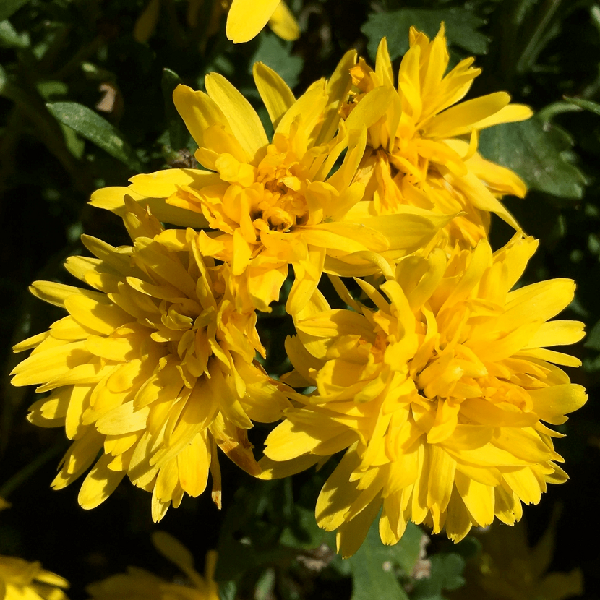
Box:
[12,25,586,554]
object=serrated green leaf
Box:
[250,32,303,89]
[361,8,489,61]
[46,101,141,171]
[161,68,188,151]
[348,518,424,600]
[0,0,31,21]
[478,115,586,200]
[411,553,466,600]
[0,20,29,48]
[564,97,600,117]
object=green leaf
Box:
[361,8,489,61]
[250,32,303,89]
[280,505,330,550]
[0,0,31,21]
[46,101,141,171]
[564,97,600,117]
[347,518,424,600]
[161,68,188,151]
[0,20,29,48]
[478,115,586,200]
[585,319,600,351]
[411,553,466,600]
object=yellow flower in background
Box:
[0,556,69,600]
[0,503,69,600]
[450,513,583,600]
[260,235,586,557]
[226,0,299,43]
[92,63,452,314]
[338,26,533,247]
[11,198,291,522]
[134,0,299,45]
[87,532,219,600]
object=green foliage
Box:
[478,116,587,200]
[347,518,422,600]
[46,102,142,171]
[565,96,600,117]
[362,8,488,60]
[250,33,303,89]
[411,554,465,600]
[0,0,31,22]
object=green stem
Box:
[0,438,68,499]
[516,0,563,74]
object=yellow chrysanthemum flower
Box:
[0,556,69,600]
[92,63,452,313]
[260,235,586,557]
[226,0,299,43]
[339,26,533,246]
[11,198,290,521]
[87,532,218,600]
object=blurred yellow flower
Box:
[11,199,291,521]
[226,0,299,43]
[0,556,69,600]
[134,0,299,45]
[92,64,452,313]
[260,235,586,557]
[450,514,583,600]
[87,532,219,600]
[338,26,533,246]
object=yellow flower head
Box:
[0,556,69,600]
[12,198,290,522]
[87,532,219,600]
[339,26,533,246]
[92,63,451,314]
[261,235,586,557]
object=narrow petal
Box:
[226,0,280,43]
[205,73,268,160]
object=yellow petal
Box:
[336,494,382,559]
[173,85,248,163]
[470,103,533,130]
[268,1,299,41]
[65,295,132,335]
[526,319,585,348]
[345,86,394,132]
[78,454,126,509]
[226,0,280,43]
[205,73,268,160]
[530,384,587,424]
[95,402,150,435]
[424,92,511,139]
[375,38,394,87]
[257,454,323,479]
[177,433,210,497]
[253,62,295,128]
[30,280,96,308]
[455,470,494,527]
